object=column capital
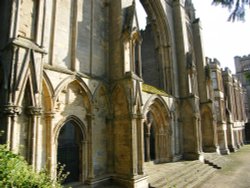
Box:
[27,106,42,116]
[2,104,22,116]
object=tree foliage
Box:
[0,144,65,188]
[212,0,250,21]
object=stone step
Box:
[147,153,231,188]
[167,163,215,188]
[150,161,209,188]
[148,161,199,187]
[179,164,217,188]
[203,152,230,169]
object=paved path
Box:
[197,144,250,188]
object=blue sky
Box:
[136,0,250,73]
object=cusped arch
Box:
[143,95,170,120]
[53,75,92,112]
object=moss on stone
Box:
[142,83,169,97]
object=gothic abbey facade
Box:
[0,0,246,187]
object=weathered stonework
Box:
[0,0,246,187]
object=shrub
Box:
[0,145,63,188]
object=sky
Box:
[136,0,250,74]
[192,1,250,73]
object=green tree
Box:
[212,0,250,21]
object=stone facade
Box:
[0,0,246,187]
[208,58,246,152]
[235,55,250,143]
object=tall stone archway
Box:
[138,0,174,94]
[143,97,172,163]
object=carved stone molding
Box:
[26,106,42,116]
[2,104,22,116]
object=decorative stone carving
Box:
[2,104,22,116]
[26,106,42,116]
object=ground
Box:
[198,144,250,188]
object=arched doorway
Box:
[57,121,83,184]
[143,98,172,163]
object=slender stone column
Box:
[137,114,144,175]
[3,104,22,151]
[144,123,151,162]
[27,106,42,171]
[86,113,94,181]
[44,111,55,176]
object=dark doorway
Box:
[57,121,83,184]
[144,123,156,162]
[245,123,250,143]
[149,125,156,160]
